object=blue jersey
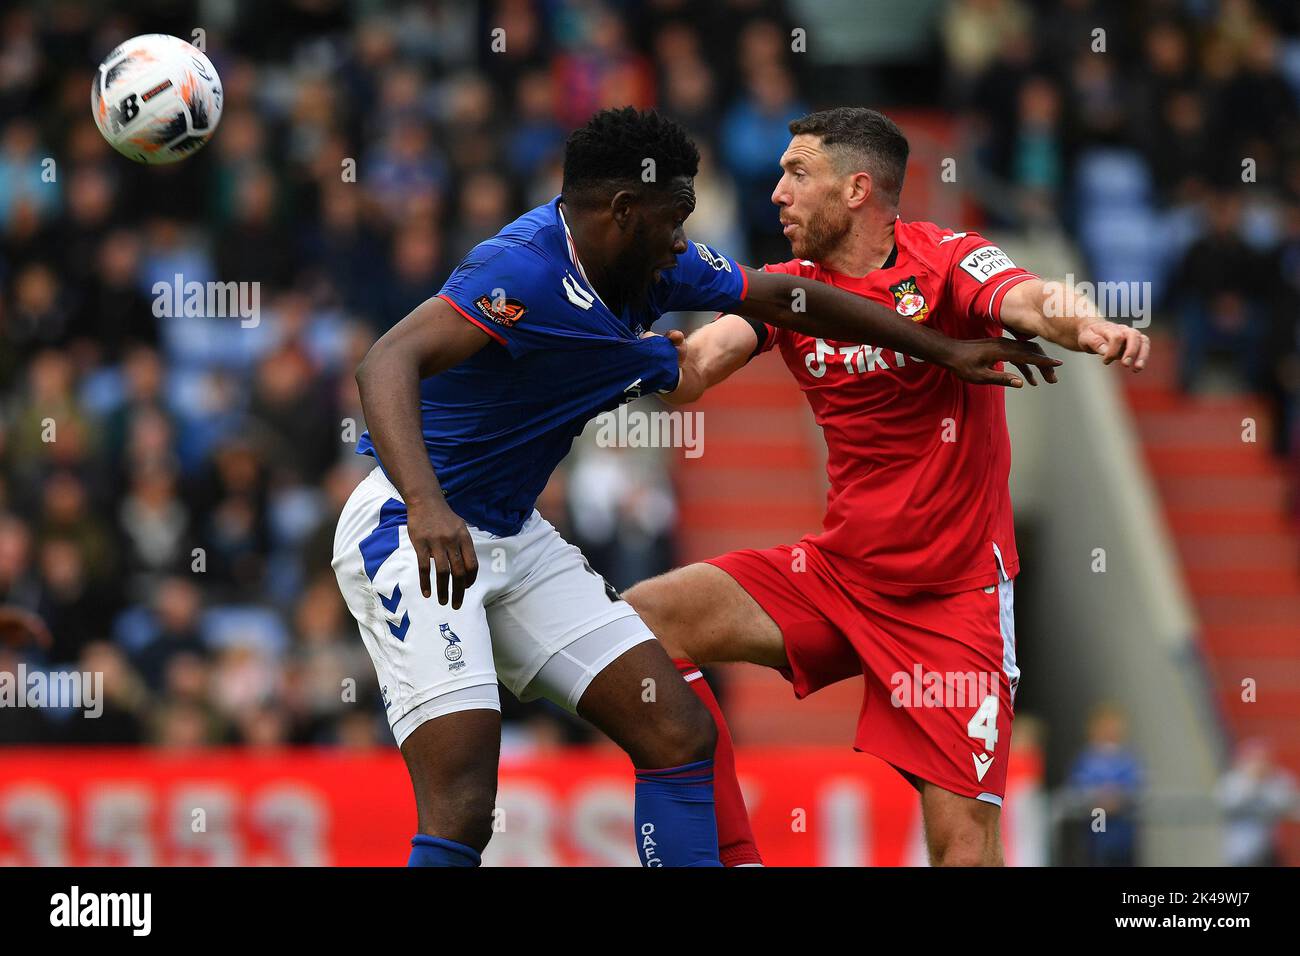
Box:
[356,197,749,536]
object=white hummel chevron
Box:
[563,273,595,310]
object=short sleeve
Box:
[945,233,1038,336]
[742,261,806,356]
[437,243,555,358]
[649,241,749,315]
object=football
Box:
[91,33,223,164]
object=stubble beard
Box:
[791,201,852,264]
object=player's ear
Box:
[610,189,636,230]
[845,171,872,210]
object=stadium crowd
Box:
[947,0,1300,473]
[0,0,1298,789]
[0,0,810,749]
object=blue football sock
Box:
[407,834,481,867]
[634,758,722,867]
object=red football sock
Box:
[673,657,762,866]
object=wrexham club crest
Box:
[889,276,929,321]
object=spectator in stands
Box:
[1267,202,1300,463]
[62,641,149,744]
[941,0,1032,76]
[1067,703,1145,866]
[507,70,566,182]
[0,608,55,743]
[1169,190,1272,392]
[123,576,208,693]
[551,6,654,128]
[566,440,676,593]
[71,230,156,364]
[721,63,807,263]
[34,537,118,666]
[0,119,59,230]
[1009,76,1064,223]
[1218,738,1299,866]
[0,517,40,611]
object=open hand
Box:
[943,337,1063,388]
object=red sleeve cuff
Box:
[985,273,1038,325]
[438,294,508,346]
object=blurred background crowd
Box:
[0,0,1298,861]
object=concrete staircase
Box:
[1122,335,1300,860]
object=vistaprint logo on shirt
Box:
[0,664,102,718]
[50,886,151,936]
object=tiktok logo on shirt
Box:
[803,338,924,378]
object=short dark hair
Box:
[788,107,910,203]
[562,107,700,205]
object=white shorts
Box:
[332,467,656,746]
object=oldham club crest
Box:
[889,276,929,321]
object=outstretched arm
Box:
[662,315,760,405]
[355,295,489,608]
[737,267,1061,388]
[999,278,1150,371]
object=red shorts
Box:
[705,541,1019,805]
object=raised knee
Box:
[625,578,689,658]
[624,576,671,625]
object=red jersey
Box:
[750,220,1038,595]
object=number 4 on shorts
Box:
[967,695,999,752]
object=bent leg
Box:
[488,519,723,866]
[572,632,718,768]
[400,705,502,864]
[571,635,722,866]
[624,562,788,668]
[331,467,504,866]
[920,782,1004,866]
[624,561,792,866]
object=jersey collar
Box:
[816,243,898,281]
[814,219,898,279]
[557,200,609,310]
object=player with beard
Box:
[625,107,1149,866]
[332,107,1057,867]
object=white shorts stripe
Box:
[991,542,1020,706]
